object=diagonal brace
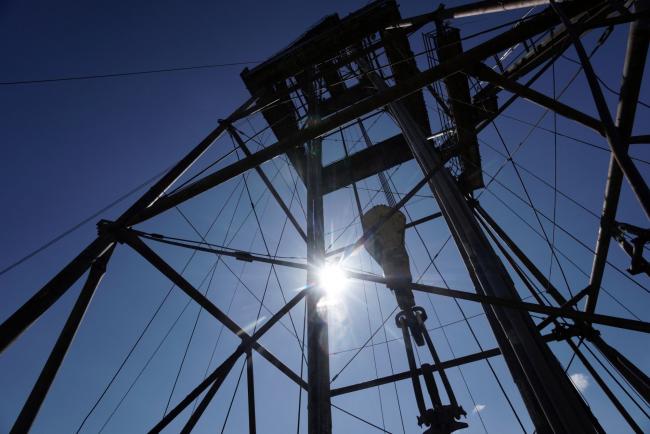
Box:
[120,230,307,390]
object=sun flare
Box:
[317,263,348,305]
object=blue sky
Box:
[1,0,649,433]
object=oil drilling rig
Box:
[2,0,650,433]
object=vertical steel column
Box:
[551,0,650,218]
[306,137,332,434]
[246,350,257,434]
[10,245,114,433]
[585,0,650,314]
[359,58,601,432]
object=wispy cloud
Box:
[570,373,589,392]
[472,404,486,414]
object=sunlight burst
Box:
[317,263,348,307]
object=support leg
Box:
[10,244,115,433]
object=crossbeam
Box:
[135,229,650,333]
[122,231,307,389]
[331,330,566,397]
[130,1,591,225]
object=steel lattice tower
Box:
[2,0,650,433]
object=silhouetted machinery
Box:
[363,205,468,434]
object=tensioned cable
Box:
[97,174,271,431]
[72,175,244,433]
[559,54,650,110]
[166,146,239,196]
[330,305,399,383]
[219,175,296,433]
[479,137,650,288]
[583,342,650,416]
[96,259,221,433]
[478,138,599,218]
[78,159,300,431]
[238,150,307,353]
[196,156,305,404]
[381,165,503,432]
[359,271,388,430]
[589,341,650,410]
[0,166,169,277]
[343,161,404,433]
[233,125,308,221]
[0,61,261,86]
[482,169,650,296]
[218,359,247,433]
[161,204,240,416]
[331,403,393,433]
[367,252,407,434]
[295,300,307,434]
[483,186,644,320]
[489,118,573,296]
[549,61,560,291]
[191,184,252,413]
[348,176,388,431]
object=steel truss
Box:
[2,0,650,433]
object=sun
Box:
[317,263,348,303]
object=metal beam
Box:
[132,231,650,332]
[589,335,650,404]
[407,281,650,333]
[121,96,255,226]
[474,203,569,305]
[0,236,114,354]
[178,355,239,434]
[123,232,308,390]
[360,56,602,432]
[131,2,591,225]
[228,125,307,242]
[475,203,650,399]
[585,0,650,313]
[321,133,410,195]
[471,63,604,134]
[552,0,650,218]
[331,331,566,397]
[305,136,332,434]
[387,0,564,30]
[630,134,650,144]
[246,351,257,434]
[404,212,443,229]
[565,338,643,433]
[0,98,256,355]
[149,346,240,433]
[10,245,114,433]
